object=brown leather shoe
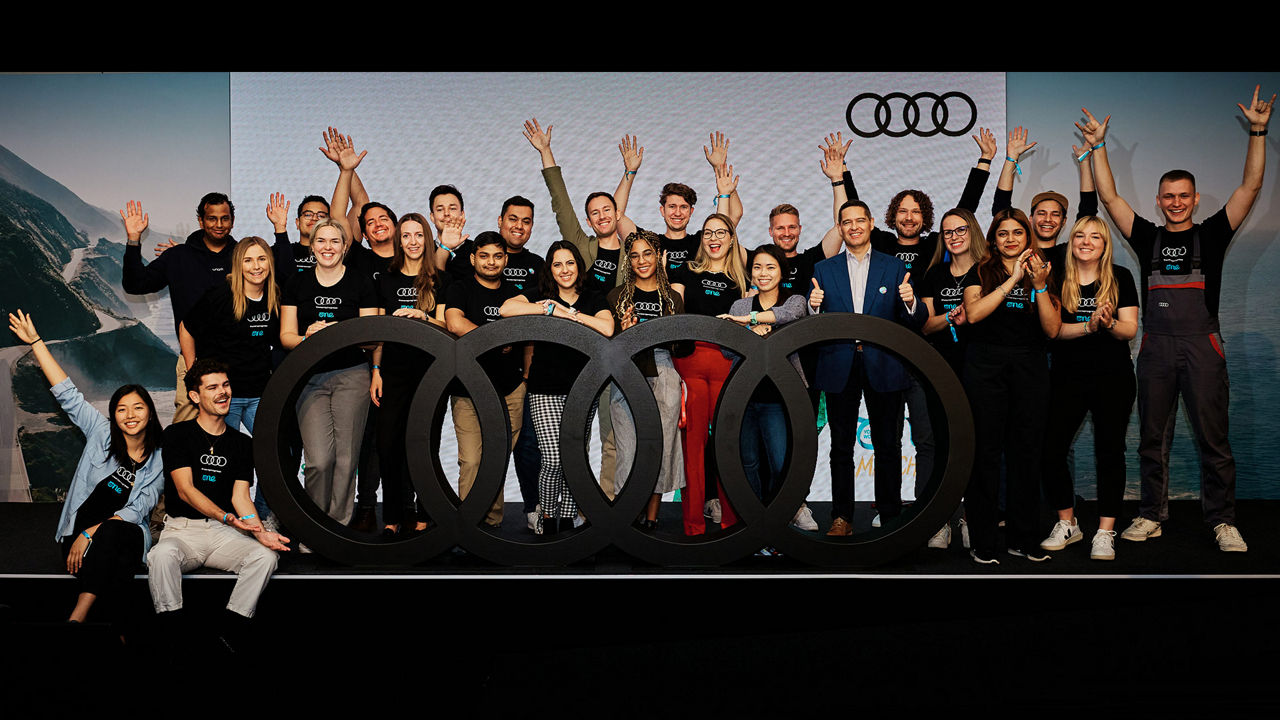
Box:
[826,517,853,536]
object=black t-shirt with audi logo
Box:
[668,266,740,316]
[1124,208,1232,322]
[962,272,1048,348]
[586,246,620,296]
[1051,266,1140,372]
[184,283,279,398]
[445,242,545,295]
[443,276,524,396]
[873,234,937,276]
[921,263,974,369]
[73,461,141,535]
[284,267,379,371]
[161,420,254,521]
[376,270,449,374]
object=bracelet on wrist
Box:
[1250,129,1268,137]
[81,530,92,541]
[1006,156,1022,176]
[831,180,842,187]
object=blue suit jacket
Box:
[810,248,926,393]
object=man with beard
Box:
[1084,87,1274,552]
[991,125,1098,269]
[840,129,996,525]
[147,359,290,649]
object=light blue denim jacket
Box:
[51,378,164,560]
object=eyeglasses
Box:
[941,225,969,239]
[629,249,656,260]
[301,211,330,220]
[703,228,731,240]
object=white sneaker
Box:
[927,524,951,549]
[871,512,881,528]
[1040,518,1084,551]
[1213,523,1248,553]
[791,503,819,531]
[704,498,722,524]
[1120,517,1162,542]
[1091,529,1117,560]
[528,504,543,535]
[959,518,970,549]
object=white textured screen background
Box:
[231,71,1005,505]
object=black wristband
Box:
[831,180,842,187]
[1250,129,1268,137]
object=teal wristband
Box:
[1006,156,1022,176]
[81,530,92,541]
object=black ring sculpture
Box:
[846,91,978,139]
[254,314,973,568]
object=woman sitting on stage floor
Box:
[9,309,164,634]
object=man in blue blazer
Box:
[808,200,926,535]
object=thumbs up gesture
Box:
[898,272,915,305]
[809,277,825,310]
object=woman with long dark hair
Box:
[281,218,379,524]
[961,208,1060,564]
[9,310,163,630]
[500,241,615,534]
[607,230,686,529]
[369,213,446,538]
[668,212,748,535]
[1038,217,1139,560]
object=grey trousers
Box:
[611,350,686,495]
[296,364,372,525]
[147,515,279,618]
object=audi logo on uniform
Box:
[633,301,663,314]
[396,287,417,298]
[483,305,503,317]
[314,296,343,306]
[846,91,977,138]
[1162,247,1188,258]
[201,454,228,467]
[504,268,530,278]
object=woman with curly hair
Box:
[606,230,686,529]
[961,208,1060,564]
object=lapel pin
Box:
[878,286,886,294]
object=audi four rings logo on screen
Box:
[846,92,977,138]
[201,454,228,467]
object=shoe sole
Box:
[1121,526,1162,542]
[1219,545,1248,553]
[1040,531,1084,552]
[1090,552,1116,560]
[1007,549,1051,562]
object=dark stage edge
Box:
[4,501,1280,710]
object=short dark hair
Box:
[659,183,697,207]
[185,358,230,395]
[1158,169,1197,191]
[358,202,398,233]
[500,195,535,219]
[472,230,506,254]
[539,241,587,298]
[838,199,873,221]
[885,189,934,234]
[584,191,617,215]
[297,195,330,217]
[107,384,162,467]
[429,184,465,211]
[197,192,234,220]
[769,204,800,221]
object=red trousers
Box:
[674,342,738,534]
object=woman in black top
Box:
[281,219,379,525]
[668,213,748,535]
[369,213,446,537]
[1038,217,1139,560]
[501,241,614,534]
[9,310,163,631]
[961,208,1060,564]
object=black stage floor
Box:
[3,500,1279,711]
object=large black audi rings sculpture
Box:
[845,91,978,138]
[254,314,973,568]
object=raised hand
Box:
[8,309,39,345]
[1009,249,1031,284]
[439,214,468,250]
[973,127,998,160]
[319,126,345,164]
[1006,126,1037,160]
[619,134,644,173]
[619,304,637,331]
[898,272,915,305]
[153,238,177,257]
[1028,257,1051,288]
[1238,84,1276,128]
[266,192,290,233]
[1076,108,1110,147]
[336,135,367,172]
[809,277,825,310]
[714,163,739,196]
[119,200,149,241]
[703,130,730,168]
[522,117,553,152]
[819,131,853,180]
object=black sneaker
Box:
[348,506,377,534]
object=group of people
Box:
[22,85,1271,634]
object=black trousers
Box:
[61,519,143,624]
[1042,362,1136,519]
[827,351,904,523]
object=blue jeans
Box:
[225,397,270,520]
[741,401,789,501]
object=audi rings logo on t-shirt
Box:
[702,280,730,291]
[396,287,417,299]
[246,312,271,324]
[314,296,343,307]
[1078,296,1097,309]
[845,91,977,138]
[1162,246,1188,258]
[200,454,228,467]
[504,268,530,278]
[115,467,135,484]
[897,251,919,266]
[939,286,963,301]
[667,250,688,262]
[483,305,503,317]
[254,313,973,570]
[596,260,617,272]
[633,301,663,314]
